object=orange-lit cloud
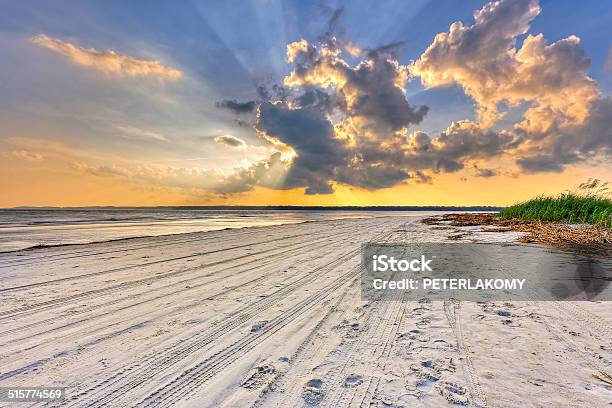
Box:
[31,34,183,80]
[11,150,44,161]
[70,153,288,195]
[410,0,598,130]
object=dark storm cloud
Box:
[335,164,410,190]
[256,83,289,102]
[215,99,257,114]
[226,20,509,194]
[214,134,246,148]
[283,33,428,134]
[256,102,348,194]
[474,166,497,177]
[516,155,565,173]
[294,88,345,113]
[365,41,406,59]
[344,53,429,132]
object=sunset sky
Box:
[1,0,611,207]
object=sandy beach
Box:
[0,215,611,407]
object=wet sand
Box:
[0,215,610,407]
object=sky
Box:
[0,0,611,207]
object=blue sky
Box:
[3,0,609,113]
[3,0,610,124]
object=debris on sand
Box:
[593,371,612,386]
[422,213,611,244]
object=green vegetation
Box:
[499,179,612,228]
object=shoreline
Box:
[0,222,313,255]
[0,210,492,254]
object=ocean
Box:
[0,208,447,252]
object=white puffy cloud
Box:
[411,0,610,173]
[410,0,599,130]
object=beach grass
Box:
[499,179,612,228]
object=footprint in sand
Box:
[241,363,277,389]
[343,373,364,388]
[431,339,454,350]
[398,328,430,343]
[435,381,470,405]
[410,361,440,385]
[410,307,432,318]
[302,378,324,405]
[411,357,458,387]
[416,318,431,329]
[250,321,268,333]
[336,319,361,337]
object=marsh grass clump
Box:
[499,179,612,228]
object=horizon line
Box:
[2,205,504,211]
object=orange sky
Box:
[2,150,609,207]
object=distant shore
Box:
[4,205,503,211]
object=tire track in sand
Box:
[59,218,403,407]
[0,220,380,320]
[444,299,488,408]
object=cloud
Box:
[516,96,612,172]
[410,0,598,130]
[257,102,348,194]
[214,134,247,148]
[212,5,527,194]
[71,153,288,195]
[411,0,611,174]
[215,100,257,114]
[116,126,169,142]
[31,34,182,79]
[11,150,44,161]
[283,37,428,132]
[72,161,126,177]
[199,0,609,195]
[249,33,435,193]
[473,165,497,178]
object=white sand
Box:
[0,215,610,407]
